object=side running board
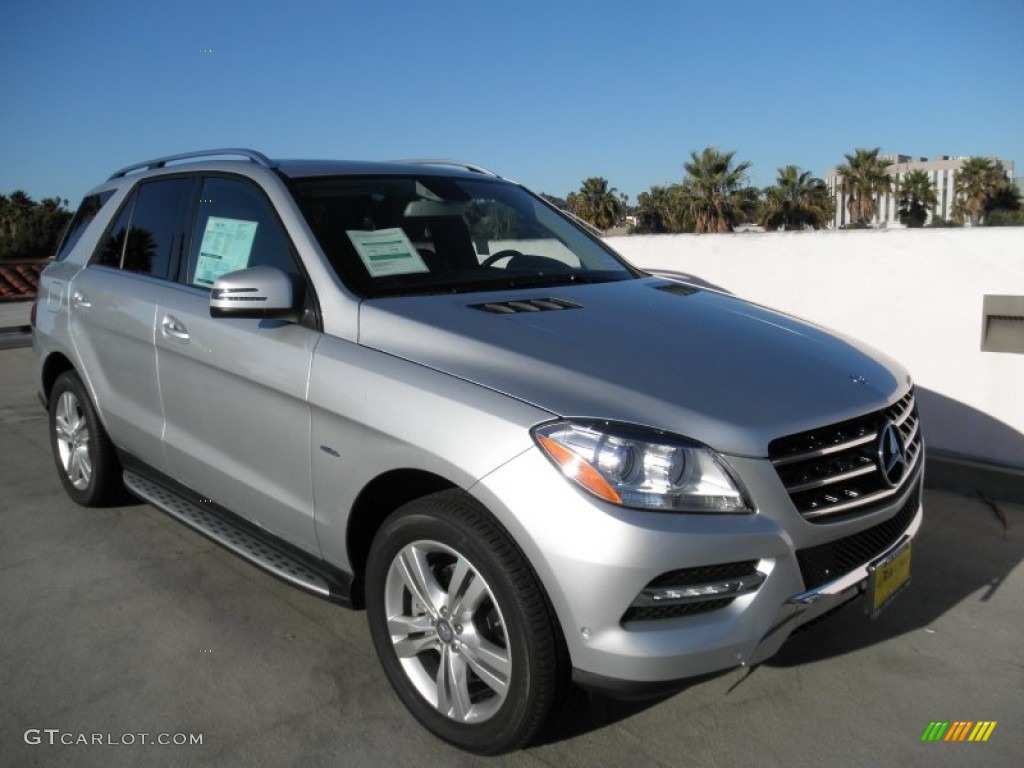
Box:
[124,470,349,603]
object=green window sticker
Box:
[347,228,429,277]
[194,216,259,287]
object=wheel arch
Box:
[40,351,76,406]
[345,468,459,604]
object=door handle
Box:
[161,315,191,342]
[71,290,91,309]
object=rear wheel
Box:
[365,490,567,754]
[49,371,122,506]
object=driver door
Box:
[155,175,320,554]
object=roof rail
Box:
[394,158,498,177]
[109,148,275,180]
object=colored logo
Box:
[921,721,997,742]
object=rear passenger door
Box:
[69,177,194,471]
[155,175,321,554]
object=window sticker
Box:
[194,216,259,287]
[347,228,429,278]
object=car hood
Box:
[357,277,908,456]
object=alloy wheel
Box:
[54,390,92,490]
[383,540,511,723]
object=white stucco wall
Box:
[605,228,1024,469]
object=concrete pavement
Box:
[1,345,1022,767]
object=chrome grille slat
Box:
[785,463,877,494]
[770,433,877,467]
[901,415,919,446]
[801,488,900,519]
[769,387,923,522]
[907,439,921,460]
[893,399,914,428]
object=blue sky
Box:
[2,0,1022,205]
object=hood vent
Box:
[471,298,581,314]
[655,282,698,297]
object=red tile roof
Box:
[0,262,46,301]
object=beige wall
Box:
[606,228,1024,469]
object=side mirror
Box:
[209,266,298,321]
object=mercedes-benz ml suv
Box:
[33,149,924,753]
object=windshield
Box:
[292,175,638,297]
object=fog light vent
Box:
[622,560,764,623]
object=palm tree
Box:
[896,169,938,228]
[983,180,1022,221]
[634,185,690,233]
[1,191,37,259]
[759,165,833,231]
[0,191,72,260]
[0,194,11,251]
[834,148,892,227]
[679,147,755,233]
[566,177,624,230]
[2,191,34,244]
[953,157,1005,226]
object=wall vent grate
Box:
[981,295,1024,354]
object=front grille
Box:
[769,388,923,522]
[622,560,758,623]
[796,485,919,590]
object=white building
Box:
[825,154,1015,228]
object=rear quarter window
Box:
[54,191,113,261]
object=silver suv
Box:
[33,149,924,753]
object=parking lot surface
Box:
[1,346,1021,767]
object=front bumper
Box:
[471,447,924,691]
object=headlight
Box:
[532,420,752,513]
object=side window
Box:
[55,191,113,261]
[96,194,135,268]
[94,178,192,279]
[122,179,193,279]
[187,177,296,289]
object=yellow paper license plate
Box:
[867,541,912,618]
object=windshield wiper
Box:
[369,270,630,298]
[499,272,624,290]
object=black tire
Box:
[48,370,123,506]
[365,490,567,754]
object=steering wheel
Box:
[481,249,524,268]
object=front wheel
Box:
[365,491,567,754]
